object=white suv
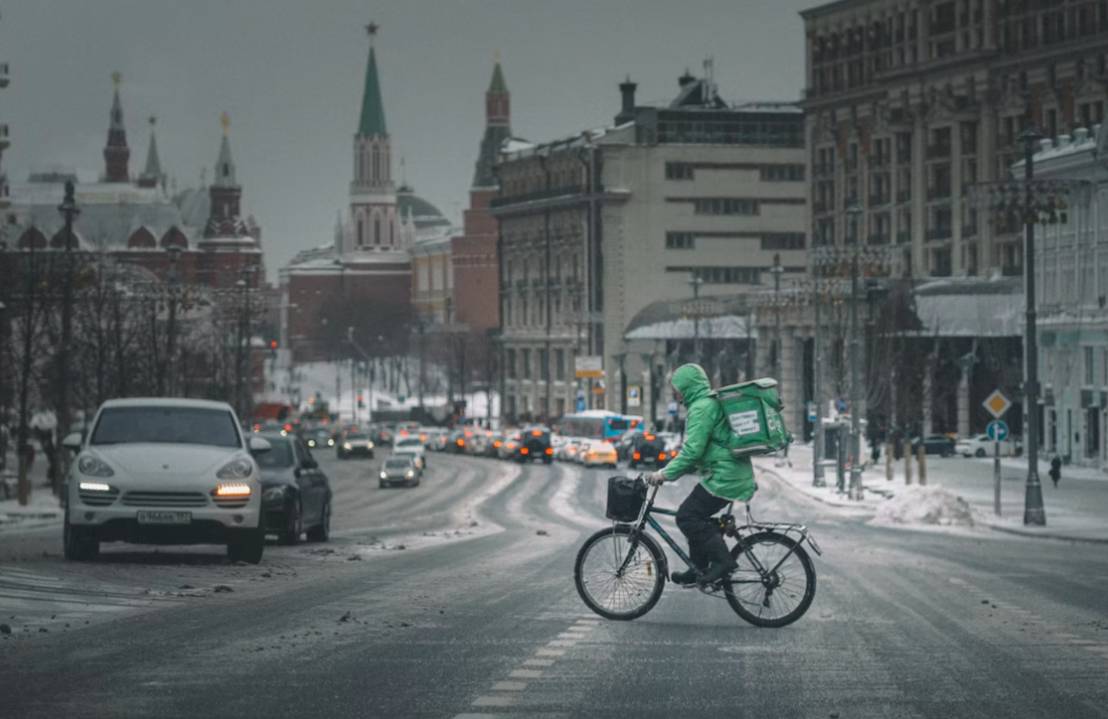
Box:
[63,398,271,563]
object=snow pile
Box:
[872,485,974,527]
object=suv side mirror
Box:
[62,432,83,451]
[248,436,272,454]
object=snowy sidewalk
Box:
[757,444,1108,544]
[0,457,63,530]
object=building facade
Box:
[800,0,1108,278]
[494,70,808,423]
[1029,122,1108,470]
[282,29,454,363]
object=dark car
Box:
[628,432,670,469]
[446,428,469,454]
[254,433,332,545]
[305,427,335,450]
[337,431,375,459]
[379,455,420,488]
[911,434,956,457]
[614,429,642,462]
[517,426,553,464]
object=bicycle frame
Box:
[617,483,822,583]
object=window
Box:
[357,218,364,247]
[374,217,381,245]
[760,164,805,182]
[761,233,806,251]
[539,349,549,380]
[665,162,694,180]
[521,349,532,379]
[666,266,761,284]
[1085,346,1095,385]
[506,349,516,379]
[666,232,695,250]
[555,349,565,381]
[692,198,759,215]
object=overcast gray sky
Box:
[1,0,816,279]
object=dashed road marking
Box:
[536,647,566,657]
[472,695,515,707]
[522,658,554,667]
[509,669,544,679]
[491,681,528,692]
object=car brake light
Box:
[545,447,554,455]
[457,439,465,447]
[633,452,641,460]
[645,434,655,441]
[531,430,542,437]
[658,453,666,461]
[493,440,502,448]
[521,447,530,455]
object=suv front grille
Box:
[121,491,208,508]
[79,488,120,506]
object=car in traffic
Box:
[62,398,270,563]
[581,439,619,469]
[337,430,375,460]
[254,432,332,545]
[379,455,421,488]
[911,434,956,457]
[392,436,428,470]
[956,433,1018,458]
[518,426,554,464]
[304,427,335,451]
[628,432,672,469]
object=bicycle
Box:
[574,480,822,627]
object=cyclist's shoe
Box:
[698,540,738,586]
[670,568,701,586]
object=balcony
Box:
[925,227,953,241]
[0,124,8,150]
[0,63,8,89]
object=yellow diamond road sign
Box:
[983,389,1011,419]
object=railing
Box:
[926,144,952,159]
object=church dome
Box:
[397,185,452,230]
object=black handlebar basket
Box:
[606,476,647,522]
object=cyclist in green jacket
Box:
[646,363,756,586]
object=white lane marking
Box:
[522,658,555,667]
[548,640,576,647]
[535,648,566,657]
[453,714,499,719]
[548,464,603,529]
[472,695,516,707]
[491,681,528,692]
[558,632,587,640]
[509,669,544,679]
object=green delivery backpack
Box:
[711,378,793,458]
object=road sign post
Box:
[984,406,1011,518]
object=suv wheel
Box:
[227,528,265,564]
[63,513,99,561]
[306,500,331,542]
[280,499,303,546]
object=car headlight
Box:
[216,457,254,479]
[379,471,387,479]
[367,441,375,449]
[405,470,414,478]
[307,439,316,447]
[343,442,353,450]
[214,481,252,497]
[77,455,114,477]
[78,480,114,492]
[262,486,287,502]
[328,438,335,446]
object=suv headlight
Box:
[343,442,353,450]
[217,457,254,479]
[78,455,114,477]
[379,471,387,479]
[367,441,375,449]
[405,470,414,478]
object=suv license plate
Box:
[137,511,192,525]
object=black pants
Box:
[675,483,731,570]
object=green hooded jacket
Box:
[661,364,756,502]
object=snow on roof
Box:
[912,280,1024,337]
[100,397,234,410]
[731,101,803,114]
[625,315,758,341]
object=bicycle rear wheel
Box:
[574,525,665,621]
[723,531,815,628]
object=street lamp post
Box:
[165,245,182,397]
[55,180,79,496]
[688,273,704,364]
[846,201,865,501]
[770,252,785,380]
[1020,127,1046,526]
[812,266,826,487]
[613,352,628,415]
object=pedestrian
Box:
[645,363,755,587]
[1049,455,1062,488]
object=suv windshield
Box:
[91,406,241,448]
[255,438,294,468]
[396,438,421,447]
[346,433,368,440]
[385,458,413,469]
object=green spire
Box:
[358,45,388,137]
[488,60,507,94]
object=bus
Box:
[557,411,644,441]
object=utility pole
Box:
[812,269,825,487]
[55,180,79,496]
[770,252,785,380]
[688,273,704,364]
[165,245,181,397]
[846,201,864,501]
[1020,126,1046,526]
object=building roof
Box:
[358,45,388,137]
[397,187,452,229]
[488,61,507,94]
[140,119,162,183]
[911,277,1024,338]
[212,114,238,188]
[623,294,758,341]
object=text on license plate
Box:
[137,511,192,525]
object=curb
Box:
[982,522,1108,545]
[757,465,878,512]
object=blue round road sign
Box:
[986,420,1009,442]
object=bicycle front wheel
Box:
[574,525,665,621]
[724,531,815,628]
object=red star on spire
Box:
[366,22,379,37]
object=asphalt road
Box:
[2,450,1107,718]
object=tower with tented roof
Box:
[103,72,131,183]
